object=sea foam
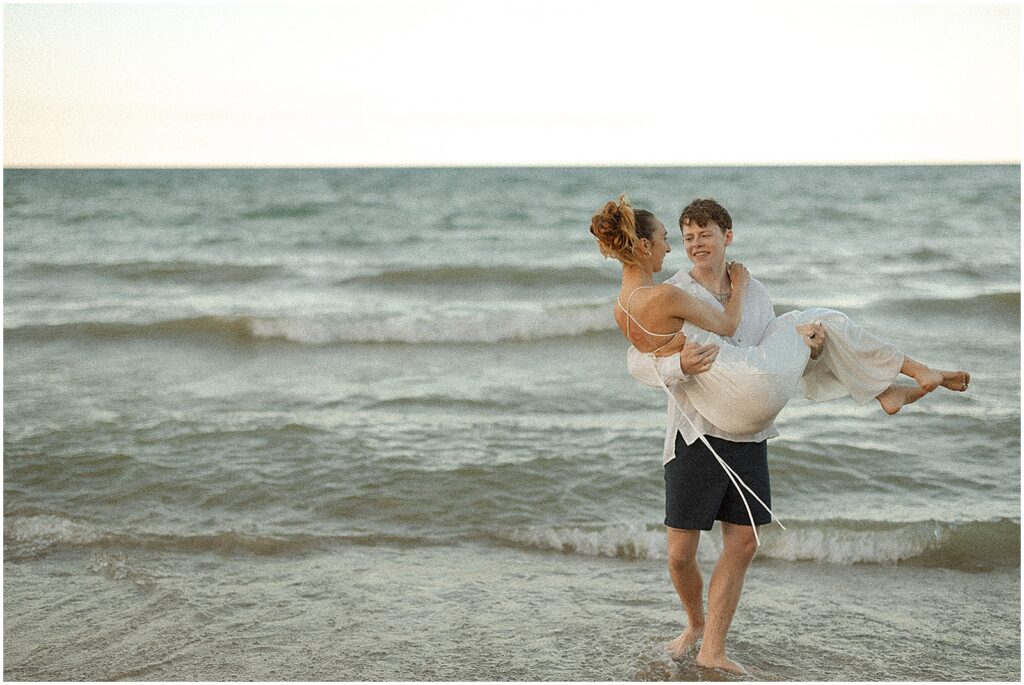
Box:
[496,518,1020,570]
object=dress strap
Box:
[617,286,682,353]
[646,356,785,546]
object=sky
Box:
[2,0,1021,167]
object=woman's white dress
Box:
[672,307,906,435]
[631,305,906,543]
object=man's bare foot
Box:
[665,625,704,661]
[877,384,928,415]
[938,370,970,392]
[695,652,748,675]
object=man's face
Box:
[682,219,732,268]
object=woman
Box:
[591,195,970,538]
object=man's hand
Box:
[679,341,719,375]
[796,323,826,360]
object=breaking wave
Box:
[5,305,616,346]
[338,265,619,288]
[20,260,284,284]
[7,512,1018,572]
[3,513,434,561]
[493,518,1020,571]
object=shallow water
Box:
[4,166,1021,680]
[4,543,1018,681]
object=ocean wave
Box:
[19,260,284,284]
[773,291,1020,320]
[238,201,329,220]
[366,395,511,411]
[905,246,948,262]
[7,512,1017,571]
[878,291,1020,319]
[4,514,106,559]
[5,306,616,346]
[6,317,255,344]
[3,513,443,561]
[61,209,136,225]
[495,524,665,561]
[292,234,403,249]
[771,296,876,314]
[337,265,619,288]
[493,518,1020,571]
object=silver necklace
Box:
[692,271,731,304]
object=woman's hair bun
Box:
[590,193,642,264]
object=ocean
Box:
[3,165,1020,681]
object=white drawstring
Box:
[649,354,785,546]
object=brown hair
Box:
[679,198,732,233]
[590,194,659,265]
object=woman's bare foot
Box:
[901,358,969,393]
[938,370,970,392]
[876,384,928,415]
[903,360,944,391]
[695,652,748,675]
[665,625,704,661]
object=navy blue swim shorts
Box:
[664,432,771,530]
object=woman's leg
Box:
[794,308,970,413]
[876,383,930,414]
[899,356,970,393]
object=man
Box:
[627,199,823,674]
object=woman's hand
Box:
[728,261,750,291]
[796,323,826,359]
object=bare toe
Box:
[696,654,748,675]
[666,627,703,661]
[941,370,970,392]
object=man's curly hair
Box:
[679,198,732,233]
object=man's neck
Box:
[689,262,730,294]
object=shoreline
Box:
[4,540,1019,681]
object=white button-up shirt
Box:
[626,270,778,464]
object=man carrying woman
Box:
[590,196,968,674]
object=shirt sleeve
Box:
[662,269,688,287]
[749,279,776,345]
[627,346,689,388]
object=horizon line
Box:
[4,160,1020,171]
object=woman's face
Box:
[645,219,671,272]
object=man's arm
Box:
[745,278,776,345]
[626,342,720,388]
[747,276,825,357]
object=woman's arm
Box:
[659,262,749,337]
